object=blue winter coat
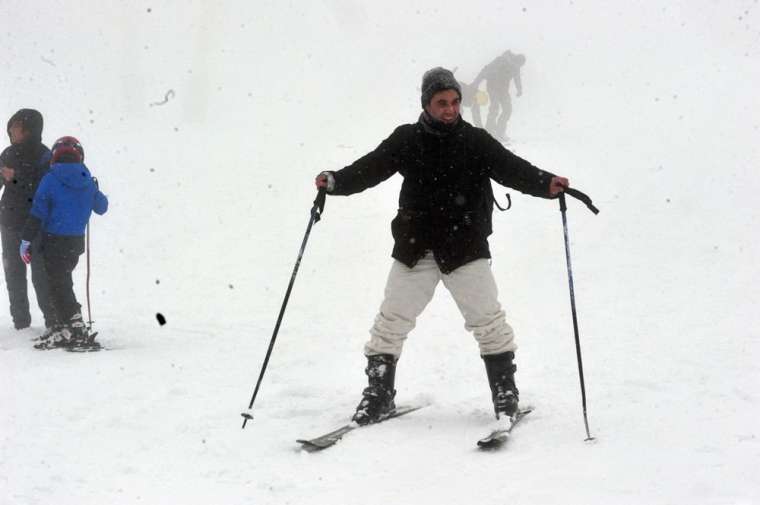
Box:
[29,162,108,236]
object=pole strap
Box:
[494,192,511,211]
[312,187,327,223]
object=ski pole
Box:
[558,188,598,441]
[86,177,99,331]
[85,222,93,329]
[241,188,327,429]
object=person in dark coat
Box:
[20,136,108,350]
[314,67,569,425]
[0,109,55,330]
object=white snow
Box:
[2,1,759,504]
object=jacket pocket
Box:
[391,209,430,248]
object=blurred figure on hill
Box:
[315,67,569,425]
[452,67,488,128]
[20,136,108,351]
[0,109,55,332]
[471,50,526,142]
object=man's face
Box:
[425,89,461,124]
[9,122,28,144]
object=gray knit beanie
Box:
[420,67,462,108]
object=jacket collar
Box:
[418,111,463,137]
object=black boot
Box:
[34,313,97,351]
[352,354,397,426]
[67,313,100,351]
[483,351,520,419]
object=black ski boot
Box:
[34,324,60,343]
[483,351,520,419]
[352,354,397,426]
[66,313,100,351]
[33,325,71,350]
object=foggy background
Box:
[2,1,759,504]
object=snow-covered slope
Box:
[2,2,759,504]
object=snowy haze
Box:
[2,1,759,504]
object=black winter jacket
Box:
[328,116,556,273]
[0,109,51,230]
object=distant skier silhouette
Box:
[452,67,488,129]
[472,50,526,142]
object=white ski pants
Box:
[365,252,517,358]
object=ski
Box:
[476,408,533,449]
[65,331,103,352]
[33,332,106,352]
[65,339,103,352]
[297,404,426,452]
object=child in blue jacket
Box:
[20,136,108,350]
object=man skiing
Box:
[314,67,568,424]
[0,109,56,331]
[472,50,526,142]
[20,136,108,350]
